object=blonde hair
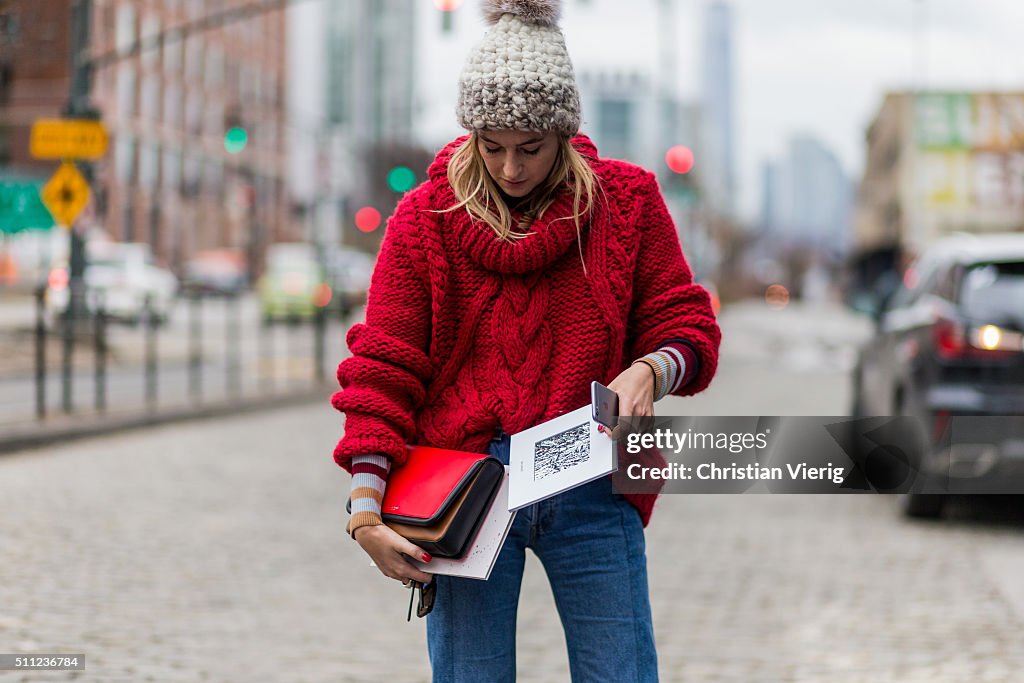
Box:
[440,133,603,272]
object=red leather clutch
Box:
[381,445,505,558]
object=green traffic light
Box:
[224,126,249,154]
[387,166,416,193]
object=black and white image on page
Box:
[507,404,616,510]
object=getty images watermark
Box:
[609,416,1024,495]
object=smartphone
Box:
[591,381,619,429]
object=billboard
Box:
[914,93,1024,210]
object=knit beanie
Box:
[456,0,581,136]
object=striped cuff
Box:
[346,454,390,539]
[636,341,699,401]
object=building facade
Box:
[856,91,1024,255]
[761,134,853,252]
[0,0,291,271]
[289,0,417,252]
[699,0,736,219]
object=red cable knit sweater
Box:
[332,134,721,526]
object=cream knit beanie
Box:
[456,0,581,135]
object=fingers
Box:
[357,526,435,584]
[396,554,435,585]
[399,541,433,565]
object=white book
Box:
[409,467,516,581]
[507,404,617,511]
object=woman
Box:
[331,1,720,681]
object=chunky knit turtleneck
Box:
[332,133,721,527]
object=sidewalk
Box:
[0,387,332,454]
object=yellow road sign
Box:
[30,118,108,160]
[41,162,91,228]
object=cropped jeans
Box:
[426,428,659,682]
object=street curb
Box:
[0,388,333,455]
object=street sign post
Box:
[29,119,108,160]
[41,161,91,228]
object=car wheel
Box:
[897,493,945,519]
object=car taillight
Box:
[48,268,69,291]
[933,318,966,359]
[934,319,1021,359]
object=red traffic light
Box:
[355,207,382,233]
[433,0,463,9]
[665,145,694,174]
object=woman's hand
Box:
[601,362,656,439]
[354,524,435,586]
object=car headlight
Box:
[970,325,1024,352]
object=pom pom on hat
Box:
[482,0,562,27]
[458,0,579,134]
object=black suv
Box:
[851,233,1024,517]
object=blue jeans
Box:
[426,429,658,682]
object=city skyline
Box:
[415,0,1024,223]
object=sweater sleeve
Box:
[626,173,720,397]
[331,186,434,472]
[635,339,700,400]
[345,454,391,538]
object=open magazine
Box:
[507,404,617,510]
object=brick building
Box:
[0,0,293,271]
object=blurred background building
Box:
[850,91,1024,299]
[699,0,736,220]
[856,91,1024,255]
[0,0,291,276]
[760,134,854,253]
[288,0,422,254]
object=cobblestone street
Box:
[2,303,1023,682]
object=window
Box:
[960,262,1024,321]
[185,91,203,135]
[163,83,182,128]
[203,158,223,195]
[115,135,136,183]
[140,75,160,123]
[162,148,181,191]
[185,36,204,80]
[139,142,159,191]
[115,4,136,55]
[205,45,224,88]
[116,63,136,119]
[163,28,182,74]
[140,15,160,70]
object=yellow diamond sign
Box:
[41,161,91,228]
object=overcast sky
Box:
[415,0,1024,222]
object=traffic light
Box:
[664,145,699,206]
[224,108,248,154]
[355,206,382,233]
[665,145,694,174]
[224,126,248,154]
[434,0,463,33]
[387,166,416,193]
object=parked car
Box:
[850,233,1024,517]
[46,241,178,325]
[258,242,332,323]
[182,248,249,296]
[323,246,375,316]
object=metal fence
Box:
[24,285,347,426]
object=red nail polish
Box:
[597,425,605,433]
[422,553,432,562]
